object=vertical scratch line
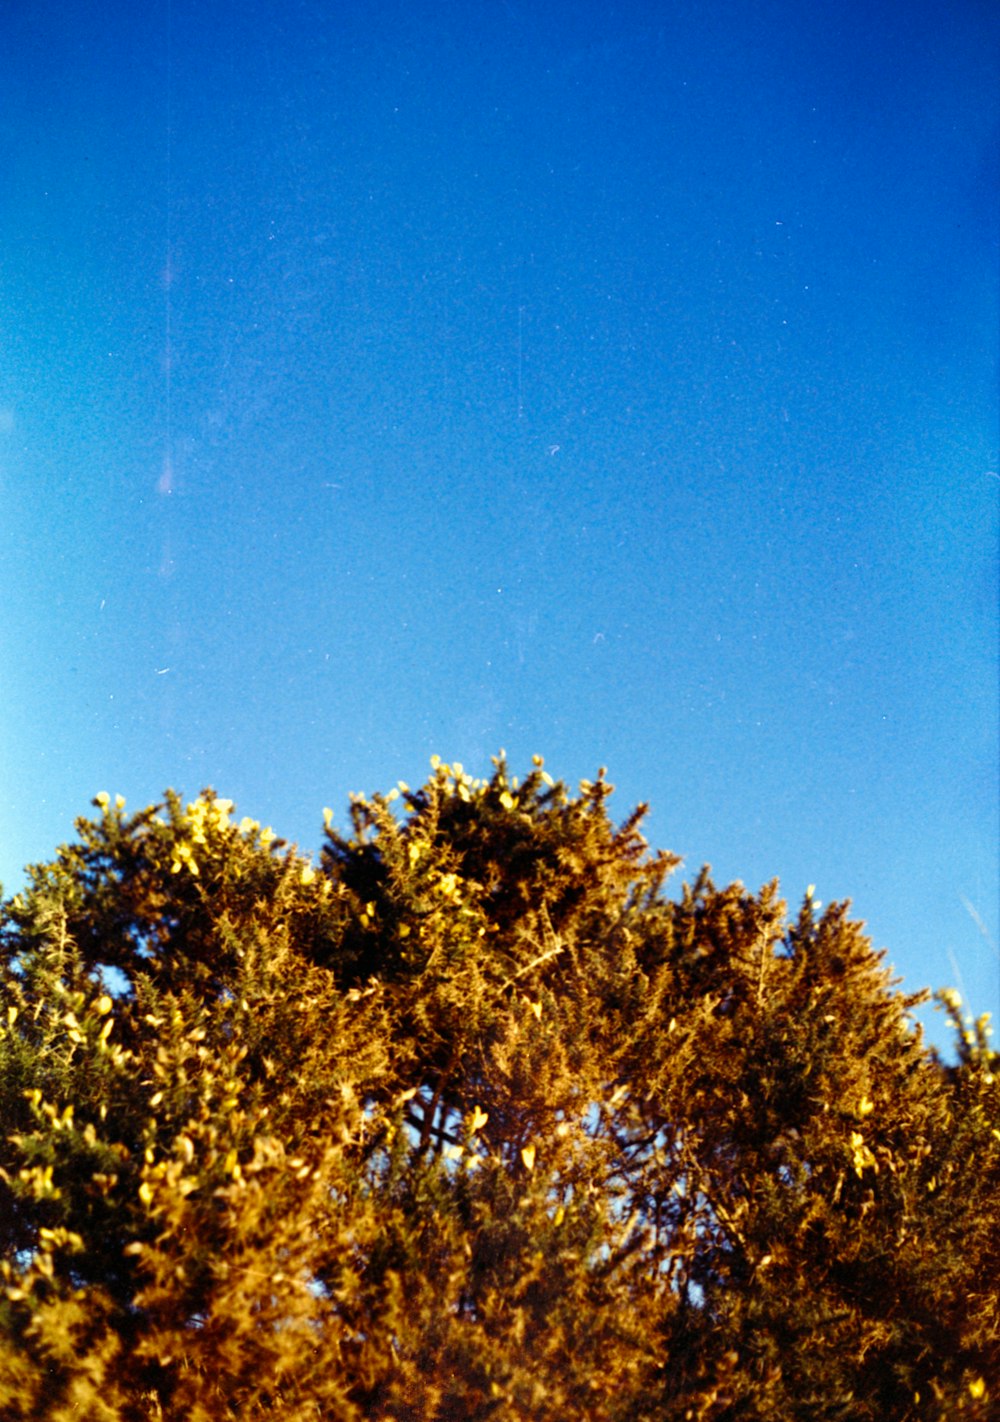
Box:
[161,0,174,497]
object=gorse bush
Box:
[0,756,996,1420]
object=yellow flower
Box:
[469,1105,489,1134]
[521,1142,536,1171]
[969,1378,986,1400]
[849,1131,876,1176]
[94,792,110,809]
[858,1095,875,1117]
[170,842,199,876]
[185,803,209,845]
[300,863,316,886]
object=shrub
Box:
[1,759,996,1419]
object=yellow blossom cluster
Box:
[170,841,199,876]
[430,756,486,803]
[185,796,234,845]
[163,795,286,876]
[161,795,235,875]
[94,792,127,811]
[423,752,554,805]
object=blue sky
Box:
[2,0,997,1046]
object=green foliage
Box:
[0,759,996,1419]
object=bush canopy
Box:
[0,756,996,1420]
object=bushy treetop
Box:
[1,757,996,1420]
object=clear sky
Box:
[2,0,997,1046]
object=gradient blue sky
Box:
[2,0,997,1045]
